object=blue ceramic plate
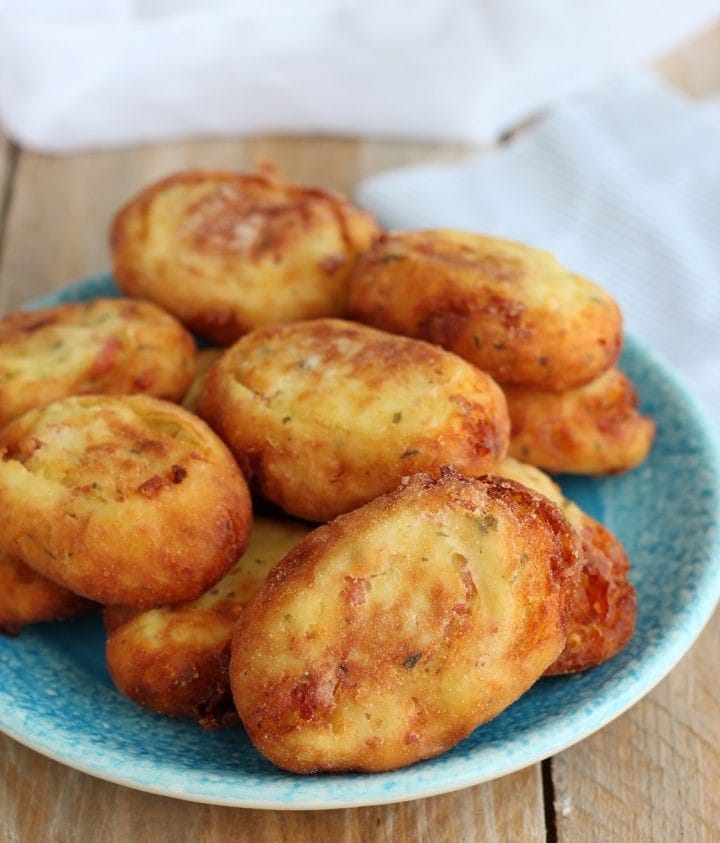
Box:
[1,275,719,809]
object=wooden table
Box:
[1,23,719,843]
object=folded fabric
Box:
[356,73,720,426]
[1,0,719,152]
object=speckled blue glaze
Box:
[1,274,719,809]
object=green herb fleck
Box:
[282,416,291,424]
[403,652,422,669]
[436,531,449,538]
[380,254,406,264]
[400,448,419,458]
[392,412,402,423]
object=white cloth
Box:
[356,73,720,426]
[1,0,719,152]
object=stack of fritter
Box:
[0,166,654,774]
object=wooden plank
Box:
[0,135,544,842]
[0,740,544,843]
[0,131,15,249]
[0,134,7,204]
[553,609,720,841]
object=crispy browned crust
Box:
[198,318,510,521]
[104,516,311,727]
[111,169,380,344]
[505,368,655,474]
[230,470,581,773]
[545,516,635,675]
[0,395,252,606]
[347,230,622,391]
[0,550,97,636]
[0,297,197,427]
[495,458,636,673]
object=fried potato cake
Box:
[347,230,622,391]
[181,347,224,413]
[496,458,636,674]
[505,367,655,474]
[0,395,252,606]
[198,318,510,521]
[105,516,311,727]
[230,469,581,773]
[0,297,197,427]
[111,169,380,344]
[0,549,97,636]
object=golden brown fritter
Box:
[111,169,380,344]
[496,458,636,674]
[198,318,510,521]
[550,517,636,675]
[0,549,97,636]
[0,297,197,427]
[0,395,252,606]
[505,368,655,474]
[347,230,622,391]
[105,516,311,727]
[230,469,581,773]
[181,347,224,413]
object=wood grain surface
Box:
[1,22,719,843]
[0,132,15,255]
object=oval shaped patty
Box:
[496,458,636,674]
[347,230,622,391]
[230,470,581,773]
[198,319,510,521]
[105,515,312,727]
[0,550,97,636]
[505,368,655,475]
[111,169,380,344]
[0,297,197,427]
[0,395,252,606]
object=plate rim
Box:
[1,274,719,810]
